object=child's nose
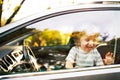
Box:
[89,40,94,45]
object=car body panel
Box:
[1,65,120,80]
[0,3,120,80]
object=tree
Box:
[0,0,3,27]
[0,0,25,27]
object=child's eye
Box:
[93,39,97,42]
[85,38,90,41]
[85,38,97,42]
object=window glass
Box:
[1,10,120,75]
[26,11,120,47]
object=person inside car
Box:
[65,30,104,68]
[65,25,114,69]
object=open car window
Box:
[0,8,120,76]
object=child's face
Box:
[80,35,98,52]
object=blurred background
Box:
[0,0,120,27]
[0,0,86,26]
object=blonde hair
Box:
[72,31,99,42]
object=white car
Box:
[0,1,120,80]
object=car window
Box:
[26,10,120,46]
[0,10,120,75]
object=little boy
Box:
[65,30,104,68]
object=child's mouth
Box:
[86,45,95,49]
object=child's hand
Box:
[103,52,114,65]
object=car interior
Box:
[0,10,120,75]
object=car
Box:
[0,1,120,80]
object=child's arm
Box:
[65,60,74,69]
[65,47,77,68]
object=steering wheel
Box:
[22,40,39,71]
[11,61,33,72]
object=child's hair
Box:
[69,24,100,47]
[72,31,100,42]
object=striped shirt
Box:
[66,46,104,68]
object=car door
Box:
[0,3,120,80]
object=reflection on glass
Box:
[1,10,120,75]
[26,29,70,47]
[26,10,120,68]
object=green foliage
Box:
[26,29,70,47]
